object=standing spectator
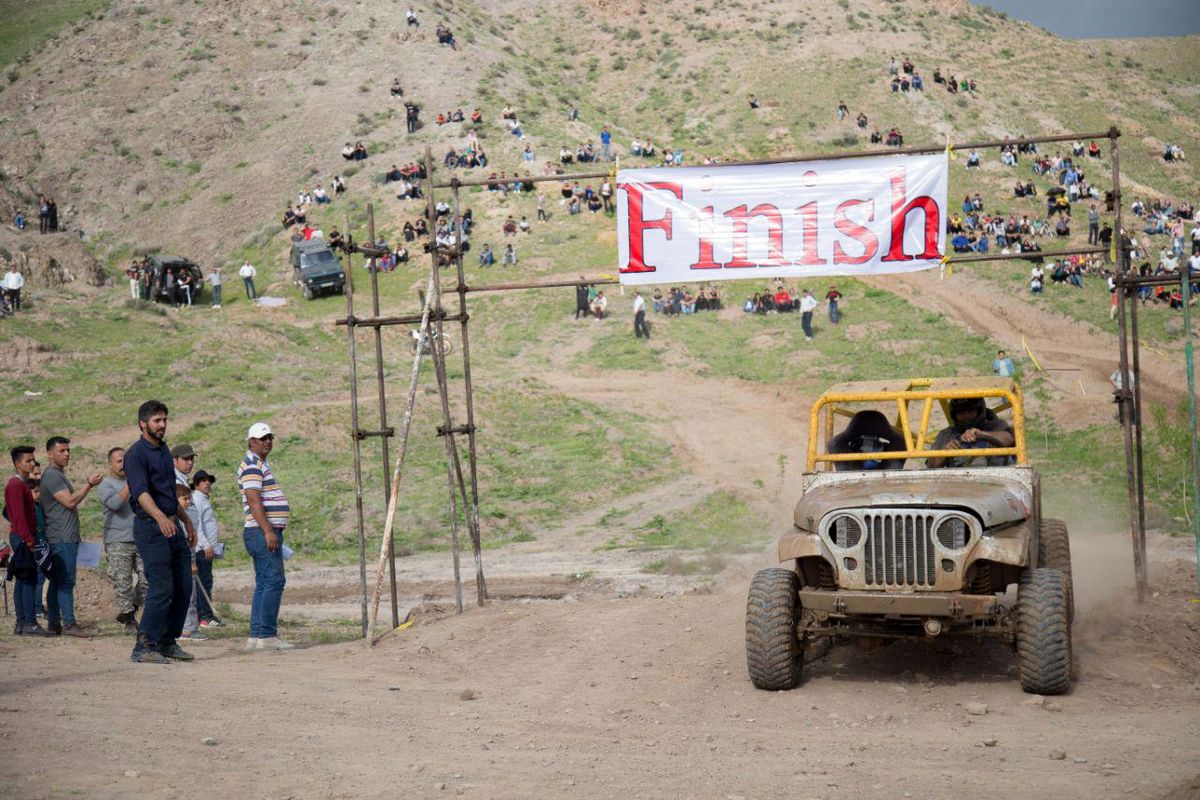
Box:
[172,443,197,486]
[3,264,23,312]
[47,199,58,232]
[188,470,222,629]
[6,446,52,636]
[238,423,294,651]
[799,289,818,340]
[40,436,101,637]
[1087,204,1100,246]
[126,261,139,300]
[575,277,592,320]
[537,192,547,222]
[825,285,843,324]
[176,483,207,642]
[38,195,50,234]
[600,180,614,213]
[633,290,650,339]
[239,260,258,300]
[98,447,144,634]
[993,350,1015,377]
[124,400,197,664]
[177,269,194,308]
[600,127,612,161]
[209,265,223,308]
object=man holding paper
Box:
[237,422,294,651]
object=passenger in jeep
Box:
[927,397,1014,468]
[827,410,907,472]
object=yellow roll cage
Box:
[806,377,1027,472]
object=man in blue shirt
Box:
[600,127,612,161]
[123,399,197,664]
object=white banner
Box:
[616,154,948,285]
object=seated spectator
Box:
[748,94,760,109]
[568,196,582,215]
[352,141,368,160]
[477,243,494,267]
[642,138,656,157]
[912,72,924,91]
[436,24,457,49]
[396,245,409,264]
[14,209,25,230]
[328,227,345,250]
[406,7,418,26]
[891,75,901,93]
[587,195,602,213]
[435,200,451,217]
[773,287,793,311]
[518,216,531,233]
[470,108,482,124]
[390,78,403,97]
[414,217,428,237]
[652,288,664,313]
[450,108,464,122]
[282,207,297,227]
[591,290,608,319]
[313,186,330,205]
[902,58,914,74]
[333,175,346,194]
[502,216,517,235]
[341,142,355,160]
[503,244,517,266]
[951,233,971,253]
[436,112,447,126]
[869,130,882,144]
[933,68,944,84]
[966,148,981,168]
[559,146,574,164]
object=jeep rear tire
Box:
[1015,568,1072,695]
[746,568,802,690]
[1039,518,1074,622]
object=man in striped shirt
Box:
[236,422,294,650]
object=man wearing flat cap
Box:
[172,443,197,487]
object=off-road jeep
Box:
[290,240,345,300]
[746,377,1073,695]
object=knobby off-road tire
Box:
[1016,568,1072,695]
[302,286,314,301]
[745,568,802,690]
[1039,518,1075,623]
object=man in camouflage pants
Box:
[97,447,146,633]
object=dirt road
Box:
[1,537,1197,800]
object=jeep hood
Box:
[793,471,1033,531]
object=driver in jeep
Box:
[927,397,1015,468]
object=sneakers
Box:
[180,630,209,641]
[21,624,54,637]
[199,618,222,629]
[160,643,195,661]
[253,636,296,651]
[61,623,93,638]
[244,637,262,650]
[131,649,170,664]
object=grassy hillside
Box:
[1,0,1196,571]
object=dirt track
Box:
[1,538,1197,800]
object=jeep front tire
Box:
[1015,567,1072,695]
[746,568,803,690]
[1038,518,1074,622]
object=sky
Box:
[971,0,1200,38]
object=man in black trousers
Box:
[123,400,197,664]
[574,276,591,320]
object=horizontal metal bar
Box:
[436,424,475,437]
[336,311,467,327]
[354,428,395,440]
[945,246,1110,265]
[433,169,613,190]
[1116,274,1197,288]
[816,447,1018,462]
[433,131,1117,190]
[460,276,621,293]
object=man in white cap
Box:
[236,422,293,650]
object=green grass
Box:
[0,0,111,67]
[611,490,766,556]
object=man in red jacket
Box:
[6,446,52,635]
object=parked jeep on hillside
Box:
[147,254,205,304]
[290,240,345,300]
[746,377,1074,695]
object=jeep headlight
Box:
[935,516,970,551]
[829,514,862,548]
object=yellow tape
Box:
[396,617,415,630]
[1022,336,1043,372]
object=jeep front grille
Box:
[863,513,936,587]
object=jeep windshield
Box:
[300,250,339,271]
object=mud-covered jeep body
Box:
[746,378,1073,695]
